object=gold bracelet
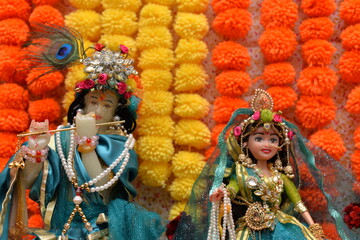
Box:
[309,223,325,239]
[294,200,308,213]
[77,144,96,153]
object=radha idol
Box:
[0,25,165,240]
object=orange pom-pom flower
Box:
[26,70,64,96]
[301,40,336,66]
[299,17,334,42]
[260,0,298,28]
[301,0,336,17]
[321,223,341,240]
[212,8,252,39]
[309,128,346,161]
[28,98,61,122]
[299,188,327,212]
[0,83,28,110]
[0,109,29,132]
[212,41,250,71]
[215,71,251,97]
[29,5,64,26]
[32,0,60,5]
[351,150,360,181]
[211,0,250,14]
[211,124,226,145]
[338,50,360,83]
[0,45,24,84]
[297,67,337,96]
[213,96,248,123]
[345,85,360,114]
[0,132,19,158]
[295,96,336,129]
[354,125,360,149]
[340,24,360,50]
[340,0,360,25]
[0,18,29,46]
[0,0,31,21]
[263,62,295,85]
[267,86,297,111]
[258,27,297,63]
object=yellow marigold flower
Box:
[102,0,141,12]
[174,94,210,119]
[169,177,196,201]
[138,47,175,70]
[172,151,205,178]
[65,65,86,90]
[101,9,138,36]
[139,4,172,27]
[136,26,173,51]
[143,0,174,6]
[139,161,171,187]
[137,136,174,162]
[65,10,101,42]
[139,91,174,116]
[69,0,100,9]
[137,115,175,137]
[175,38,208,64]
[174,63,208,92]
[174,13,209,39]
[169,201,186,220]
[126,77,137,89]
[140,69,172,91]
[99,34,137,58]
[62,90,75,114]
[174,119,210,149]
[176,0,208,13]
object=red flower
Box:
[98,73,108,85]
[124,91,132,99]
[273,114,282,122]
[233,126,241,137]
[83,80,95,89]
[288,131,294,140]
[120,44,128,54]
[76,81,85,89]
[94,43,105,51]
[117,82,127,94]
[343,203,360,229]
[252,111,260,120]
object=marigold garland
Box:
[345,85,360,114]
[212,8,252,39]
[139,3,172,27]
[340,24,360,50]
[258,27,297,63]
[138,161,171,187]
[299,188,327,212]
[171,151,205,178]
[300,0,336,17]
[28,98,61,122]
[309,129,346,161]
[0,0,31,21]
[321,223,341,240]
[215,71,251,97]
[260,0,298,28]
[354,125,360,149]
[138,91,174,116]
[298,164,316,188]
[263,63,295,85]
[29,5,64,26]
[205,146,216,160]
[99,35,137,56]
[0,45,23,84]
[175,38,208,64]
[211,124,226,145]
[297,67,337,96]
[101,9,138,36]
[211,0,250,14]
[176,0,208,13]
[137,116,175,138]
[212,41,250,71]
[213,96,248,123]
[143,0,175,6]
[338,50,360,83]
[0,18,29,46]
[174,119,210,149]
[141,69,172,91]
[64,10,101,41]
[32,0,60,5]
[137,136,175,162]
[27,70,64,96]
[351,150,360,181]
[174,94,210,119]
[301,40,336,66]
[0,132,19,158]
[169,178,196,201]
[174,63,208,92]
[0,109,29,132]
[340,0,360,25]
[136,26,173,51]
[267,86,297,111]
[299,17,334,42]
[0,83,28,110]
[173,12,209,39]
[168,201,186,220]
[295,96,336,129]
[69,0,101,10]
[102,0,141,11]
[138,47,175,70]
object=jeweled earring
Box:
[274,152,283,171]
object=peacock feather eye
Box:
[56,43,73,60]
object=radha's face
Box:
[84,90,119,124]
[246,127,280,162]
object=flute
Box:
[17,120,125,138]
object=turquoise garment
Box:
[0,131,166,240]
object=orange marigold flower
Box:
[212,41,250,71]
[301,40,336,67]
[340,24,360,50]
[263,62,295,85]
[340,0,360,25]
[351,150,360,181]
[215,71,251,97]
[211,0,250,14]
[267,86,297,112]
[321,223,341,240]
[301,0,336,17]
[260,0,298,28]
[0,18,29,46]
[205,146,216,160]
[297,67,337,96]
[338,50,360,83]
[0,132,19,158]
[299,188,327,212]
[0,109,29,132]
[28,98,61,122]
[354,126,360,149]
[213,96,248,123]
[295,96,336,129]
[0,45,26,84]
[0,83,28,110]
[32,0,60,5]
[29,5,64,27]
[309,128,346,161]
[258,27,297,63]
[27,70,64,96]
[0,0,31,21]
[211,124,226,145]
[346,85,360,114]
[298,164,316,188]
[299,17,334,42]
[212,8,252,39]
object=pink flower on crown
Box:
[124,91,132,99]
[83,80,95,89]
[94,43,105,51]
[273,114,282,123]
[120,44,128,54]
[76,81,86,89]
[252,111,260,120]
[117,82,127,94]
[98,73,108,85]
[233,126,241,137]
[288,131,294,140]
